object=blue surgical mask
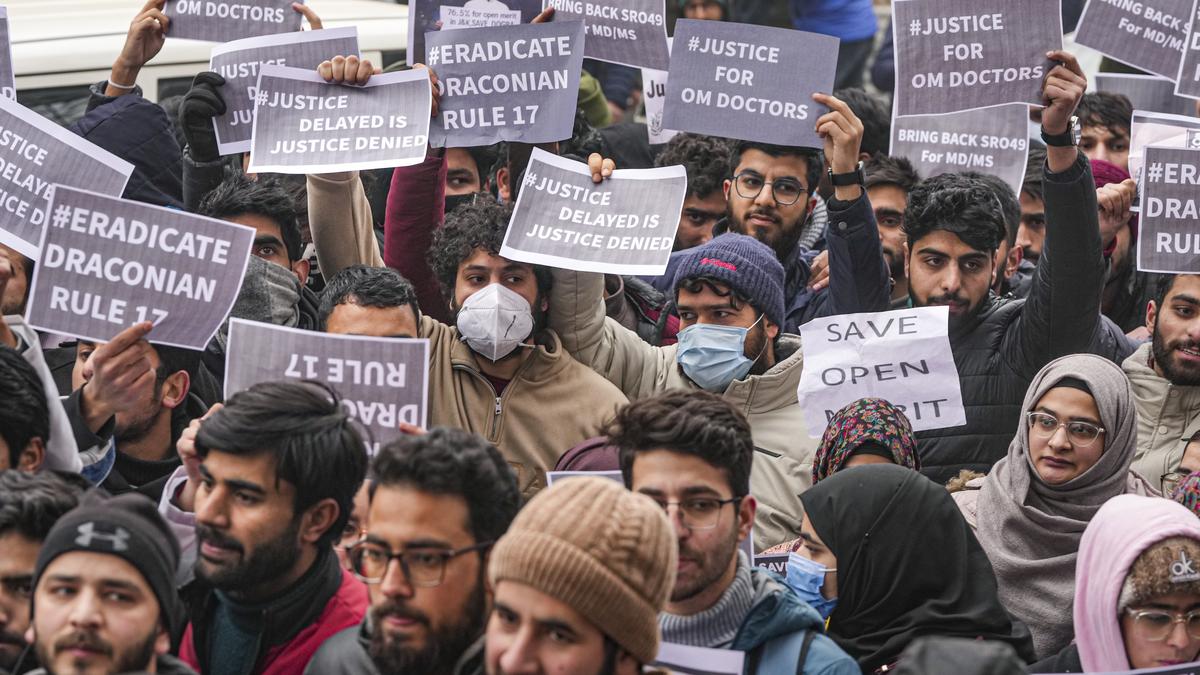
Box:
[785,552,838,620]
[676,316,764,392]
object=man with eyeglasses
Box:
[306,427,521,675]
[0,471,83,675]
[607,390,858,674]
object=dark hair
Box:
[656,133,733,199]
[1154,274,1183,309]
[729,141,823,196]
[155,344,202,381]
[1022,146,1047,203]
[0,471,85,542]
[465,144,501,188]
[960,172,1020,249]
[1077,92,1133,138]
[0,345,49,467]
[370,427,520,545]
[199,174,303,263]
[194,381,368,549]
[319,265,421,327]
[834,88,891,157]
[428,197,552,301]
[864,153,920,192]
[608,390,754,497]
[904,173,1008,253]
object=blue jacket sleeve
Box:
[871,19,895,93]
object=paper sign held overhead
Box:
[1176,0,1200,98]
[407,0,544,67]
[209,27,360,156]
[1075,0,1192,80]
[1137,145,1200,273]
[247,65,432,174]
[0,98,134,260]
[224,319,431,454]
[541,0,670,70]
[24,186,254,350]
[166,0,302,43]
[0,7,15,100]
[1129,109,1200,199]
[797,307,967,436]
[663,20,837,148]
[425,21,585,147]
[502,148,687,275]
[891,0,1062,117]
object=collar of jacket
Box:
[1124,341,1200,401]
[446,327,576,385]
[719,334,804,414]
[730,564,824,652]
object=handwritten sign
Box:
[24,187,253,350]
[663,20,837,148]
[501,148,686,275]
[0,7,14,99]
[1096,73,1196,115]
[1076,0,1192,79]
[1138,145,1200,273]
[166,0,301,43]
[892,0,1062,116]
[0,99,134,260]
[890,103,1030,197]
[209,27,360,156]
[408,0,543,66]
[225,319,430,453]
[542,0,670,70]
[426,21,584,147]
[247,65,432,174]
[797,307,966,436]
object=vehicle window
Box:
[17,85,91,126]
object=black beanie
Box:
[33,490,184,641]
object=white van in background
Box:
[8,0,408,125]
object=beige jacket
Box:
[1125,342,1200,487]
[306,171,383,280]
[549,269,817,551]
[422,315,628,498]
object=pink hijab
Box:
[1075,494,1200,671]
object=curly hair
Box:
[656,133,733,199]
[319,264,420,327]
[428,197,552,301]
[904,172,1008,253]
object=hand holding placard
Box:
[814,93,865,201]
[1042,50,1089,172]
[110,0,170,95]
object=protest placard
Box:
[1129,109,1200,196]
[407,0,543,66]
[892,0,1062,117]
[545,470,622,485]
[0,99,134,260]
[247,65,431,174]
[24,186,253,350]
[654,643,745,675]
[1076,0,1192,79]
[542,0,670,70]
[501,148,686,275]
[209,26,359,156]
[1137,145,1200,273]
[797,306,966,436]
[1176,0,1200,97]
[662,20,837,148]
[426,21,584,147]
[0,7,14,100]
[889,103,1030,197]
[642,65,677,145]
[1096,73,1197,116]
[224,319,430,453]
[166,0,301,43]
[753,553,788,576]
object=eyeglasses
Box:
[1026,412,1106,447]
[732,172,805,206]
[648,497,742,530]
[1125,608,1200,641]
[348,540,493,587]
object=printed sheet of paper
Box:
[166,0,301,43]
[407,0,543,66]
[1137,145,1200,273]
[0,7,14,99]
[1075,0,1192,79]
[542,0,670,70]
[1095,73,1196,115]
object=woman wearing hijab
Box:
[955,353,1156,659]
[762,397,919,555]
[1035,494,1200,672]
[796,464,1036,673]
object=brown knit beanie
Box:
[1119,536,1200,610]
[488,476,677,664]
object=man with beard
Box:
[863,154,920,306]
[20,490,193,675]
[306,427,521,674]
[901,51,1132,483]
[0,472,83,674]
[610,391,858,673]
[1128,275,1200,484]
[162,381,369,675]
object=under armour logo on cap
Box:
[75,522,130,552]
[1170,550,1200,583]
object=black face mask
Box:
[445,191,487,216]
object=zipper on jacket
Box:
[495,397,502,417]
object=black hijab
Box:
[799,464,1035,672]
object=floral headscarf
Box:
[811,397,920,484]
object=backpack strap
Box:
[752,629,818,675]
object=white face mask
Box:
[455,283,535,361]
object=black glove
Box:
[179,71,226,163]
